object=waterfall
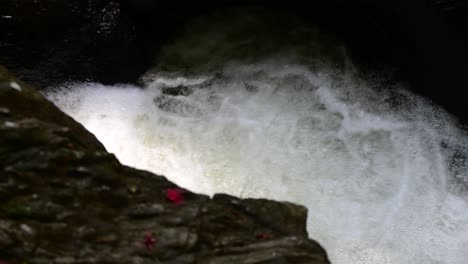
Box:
[45,8,468,264]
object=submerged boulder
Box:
[0,65,329,263]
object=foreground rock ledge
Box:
[0,65,329,263]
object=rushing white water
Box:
[46,62,468,264]
[45,8,468,264]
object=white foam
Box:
[45,64,468,264]
[9,81,22,91]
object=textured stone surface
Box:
[0,65,329,263]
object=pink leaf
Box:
[144,233,156,250]
[256,232,270,240]
[165,188,185,204]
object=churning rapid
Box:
[45,9,468,264]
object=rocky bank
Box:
[0,65,329,263]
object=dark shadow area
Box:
[1,0,467,122]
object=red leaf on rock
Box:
[144,233,156,250]
[165,188,185,204]
[256,232,270,240]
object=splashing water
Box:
[46,62,468,264]
[45,8,468,264]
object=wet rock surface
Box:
[0,65,329,263]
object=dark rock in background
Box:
[0,65,330,263]
[0,0,148,88]
[430,0,468,37]
[1,0,468,122]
